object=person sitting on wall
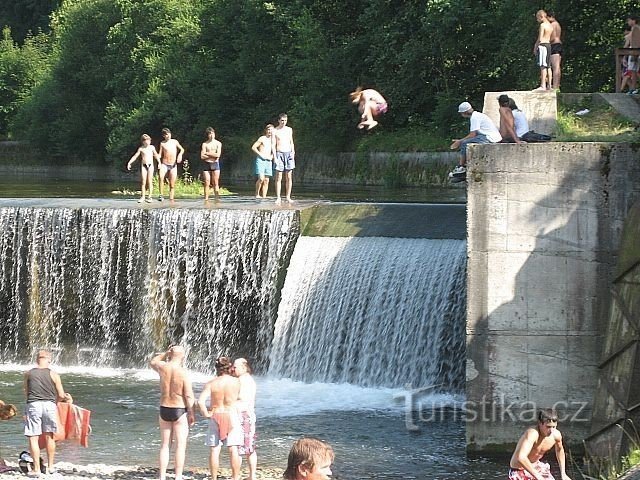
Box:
[508,408,572,480]
[498,94,524,144]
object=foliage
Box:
[1,0,639,165]
[0,1,59,43]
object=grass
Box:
[113,163,234,198]
[555,100,640,142]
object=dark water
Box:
[0,368,505,479]
[0,178,465,204]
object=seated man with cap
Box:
[449,101,502,181]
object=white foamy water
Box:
[0,365,461,417]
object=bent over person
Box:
[24,350,73,476]
[150,346,196,480]
[509,409,572,480]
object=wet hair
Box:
[283,437,334,480]
[508,98,519,110]
[349,87,363,103]
[497,94,510,107]
[161,128,171,136]
[538,408,558,424]
[215,356,234,375]
[278,113,288,120]
[547,11,556,20]
[264,123,274,134]
[205,127,215,136]
[0,401,17,421]
[36,350,52,360]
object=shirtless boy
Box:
[349,87,388,130]
[497,95,523,144]
[234,358,257,480]
[252,124,275,199]
[533,10,553,91]
[198,357,242,480]
[158,128,185,202]
[201,127,222,201]
[150,346,196,480]
[283,437,334,480]
[547,12,562,90]
[508,409,571,480]
[127,134,160,203]
[273,114,295,204]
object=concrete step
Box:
[594,93,640,124]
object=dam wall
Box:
[466,142,640,452]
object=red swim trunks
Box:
[238,410,256,456]
[376,102,388,115]
[508,461,554,480]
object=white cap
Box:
[457,102,472,113]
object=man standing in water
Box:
[273,113,295,204]
[198,357,242,480]
[508,409,571,480]
[234,358,257,480]
[150,345,196,480]
[23,350,73,475]
[158,127,185,202]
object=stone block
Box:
[483,91,557,135]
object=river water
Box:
[0,366,505,479]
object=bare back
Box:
[538,21,552,44]
[158,363,191,408]
[363,89,386,105]
[206,374,240,412]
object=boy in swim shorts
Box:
[252,124,275,199]
[201,127,222,201]
[127,134,160,203]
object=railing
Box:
[615,48,640,92]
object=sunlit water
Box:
[0,366,504,479]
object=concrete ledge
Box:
[483,91,557,135]
[465,142,640,452]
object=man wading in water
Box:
[150,346,195,480]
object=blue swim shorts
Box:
[274,151,295,172]
[255,157,273,177]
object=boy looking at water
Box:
[158,128,185,202]
[508,409,571,480]
[283,437,334,480]
[201,127,222,201]
[127,134,160,203]
[252,124,275,199]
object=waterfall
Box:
[267,237,466,390]
[0,207,299,370]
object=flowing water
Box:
[0,203,508,478]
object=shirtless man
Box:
[234,358,257,480]
[508,409,571,480]
[547,12,562,90]
[273,113,295,204]
[201,127,222,201]
[497,95,523,144]
[252,124,275,199]
[158,128,185,202]
[198,357,242,480]
[150,346,196,480]
[349,87,388,130]
[127,134,160,203]
[533,10,553,91]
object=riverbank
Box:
[0,462,284,480]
